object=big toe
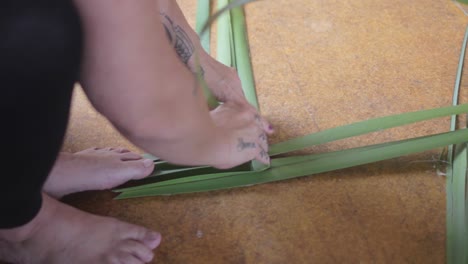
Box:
[141,230,162,250]
[118,159,155,181]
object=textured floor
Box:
[61,0,468,263]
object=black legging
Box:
[0,0,83,228]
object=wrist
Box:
[187,45,210,73]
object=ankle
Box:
[0,193,52,243]
[0,217,38,243]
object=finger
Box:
[262,118,274,135]
[249,107,274,135]
[258,133,269,153]
[255,145,270,165]
[256,114,274,135]
[254,113,262,125]
[235,137,258,153]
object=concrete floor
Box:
[62,0,468,263]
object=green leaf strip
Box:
[217,0,233,67]
[269,104,468,156]
[195,0,211,53]
[446,25,468,264]
[116,128,468,199]
[230,3,259,110]
[448,143,468,264]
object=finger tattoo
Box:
[259,147,269,159]
[237,138,256,152]
[254,114,261,123]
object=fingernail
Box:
[143,159,154,168]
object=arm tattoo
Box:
[196,65,205,77]
[237,138,256,152]
[160,13,195,65]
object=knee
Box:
[0,1,83,76]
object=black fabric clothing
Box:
[0,0,83,228]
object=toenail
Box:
[143,159,154,168]
[148,231,160,241]
[144,232,162,249]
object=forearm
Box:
[157,0,204,68]
[157,0,229,86]
[73,0,226,166]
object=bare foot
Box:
[0,193,161,264]
[43,148,155,198]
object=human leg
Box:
[0,1,160,263]
[0,0,83,229]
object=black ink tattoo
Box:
[259,148,269,159]
[190,65,206,95]
[195,65,205,77]
[254,114,264,127]
[160,13,195,65]
[254,114,261,122]
[259,133,267,141]
[192,64,205,80]
[237,138,256,152]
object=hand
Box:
[200,55,248,105]
[198,55,274,135]
[209,102,270,169]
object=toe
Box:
[113,159,154,183]
[120,240,154,263]
[78,147,102,154]
[120,152,143,161]
[121,159,154,180]
[120,224,161,250]
[115,148,131,153]
[109,251,145,264]
[116,252,144,264]
[141,231,161,250]
[98,159,154,190]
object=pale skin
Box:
[43,147,156,199]
[0,0,272,264]
[77,0,271,168]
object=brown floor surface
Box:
[60,0,468,263]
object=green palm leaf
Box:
[446,24,468,264]
[116,129,468,199]
[118,3,468,262]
